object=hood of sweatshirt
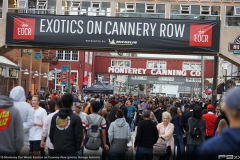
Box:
[9,86,26,102]
[0,96,13,108]
[115,118,126,127]
[59,108,73,119]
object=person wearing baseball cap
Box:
[202,104,217,140]
[199,87,240,160]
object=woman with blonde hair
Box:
[215,119,228,136]
[156,111,174,160]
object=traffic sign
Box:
[205,88,212,95]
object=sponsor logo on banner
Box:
[13,18,35,40]
[228,35,240,53]
[108,39,138,45]
[0,108,12,131]
[189,24,212,47]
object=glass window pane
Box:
[156,4,165,14]
[136,3,145,13]
[65,53,71,60]
[226,6,234,16]
[191,5,200,15]
[211,6,220,15]
[171,5,180,14]
[116,3,125,12]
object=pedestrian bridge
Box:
[1,0,240,67]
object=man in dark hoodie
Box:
[0,83,24,156]
[50,93,83,156]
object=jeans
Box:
[136,146,153,160]
[176,134,185,159]
[127,117,134,129]
[188,145,201,160]
[48,148,55,156]
[131,119,136,131]
[110,152,125,160]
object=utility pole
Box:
[201,56,205,98]
[68,62,71,93]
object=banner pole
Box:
[68,62,71,93]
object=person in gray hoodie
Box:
[10,86,34,156]
[108,109,131,160]
[0,83,24,156]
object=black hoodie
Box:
[50,108,83,154]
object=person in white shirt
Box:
[74,101,87,120]
[41,99,63,156]
[74,101,87,156]
[29,95,47,156]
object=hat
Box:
[207,104,214,110]
[224,87,240,110]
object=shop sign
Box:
[229,35,240,52]
[34,52,42,60]
[108,67,201,77]
[6,13,220,52]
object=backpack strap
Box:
[86,115,93,125]
[96,117,103,126]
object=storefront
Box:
[0,56,19,92]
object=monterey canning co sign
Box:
[108,67,201,77]
[6,13,220,52]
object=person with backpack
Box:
[82,101,109,156]
[187,105,206,160]
[108,109,131,160]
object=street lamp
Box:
[20,69,29,74]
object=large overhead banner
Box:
[6,13,220,52]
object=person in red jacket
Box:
[202,104,217,140]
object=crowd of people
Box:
[0,84,240,160]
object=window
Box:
[61,1,111,16]
[146,61,167,69]
[57,50,79,61]
[225,6,240,27]
[111,60,131,68]
[8,0,56,14]
[131,76,147,80]
[171,4,220,20]
[158,77,174,81]
[85,51,88,63]
[89,52,93,65]
[116,2,165,18]
[182,62,201,71]
[186,78,201,82]
[0,0,3,18]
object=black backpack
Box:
[189,118,202,138]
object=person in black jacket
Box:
[49,93,83,156]
[183,104,195,132]
[134,110,158,160]
[108,99,127,123]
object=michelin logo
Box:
[108,39,137,45]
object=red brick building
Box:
[49,50,96,92]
